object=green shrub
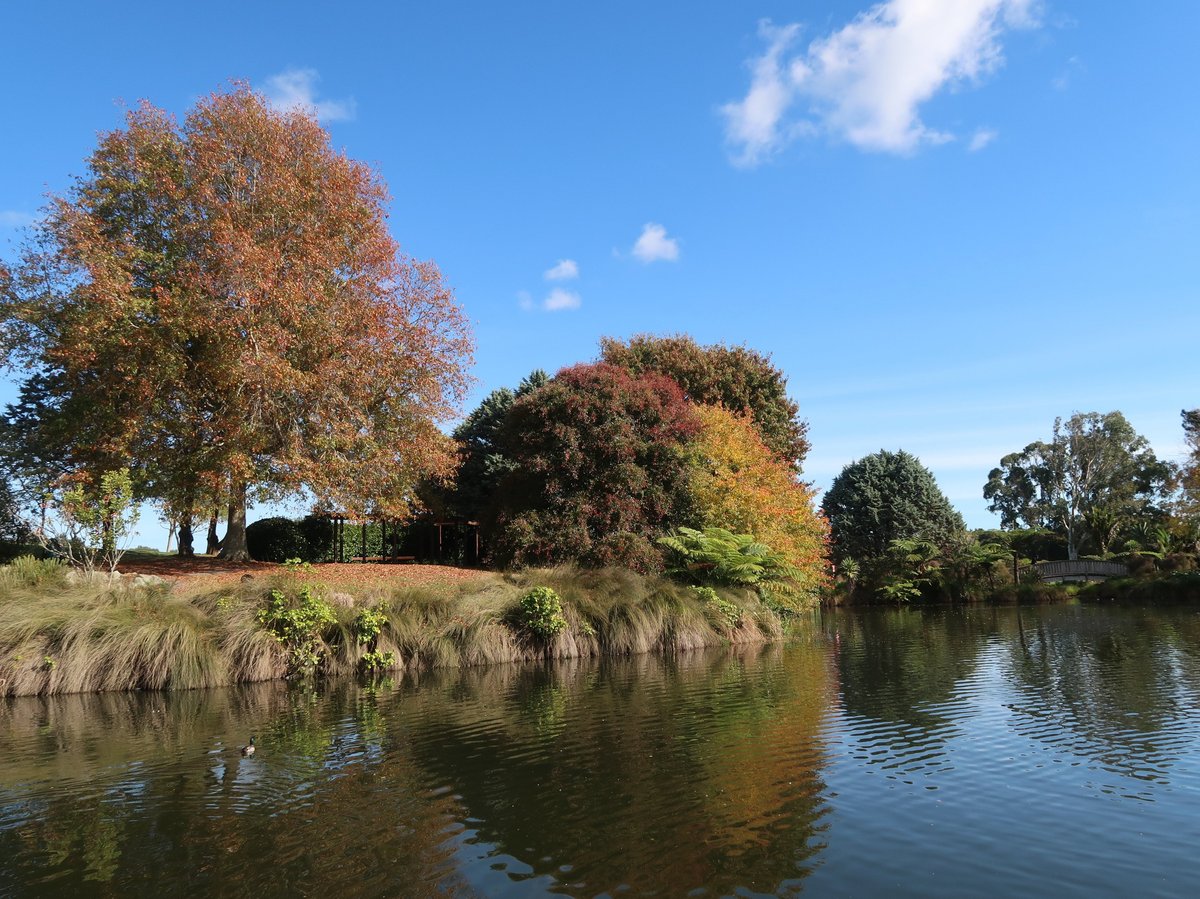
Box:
[0,543,46,564]
[246,517,307,563]
[297,514,337,562]
[1078,572,1200,603]
[517,586,567,639]
[0,556,69,589]
[256,585,337,675]
[693,585,742,628]
[354,605,389,644]
[658,527,800,587]
[359,649,397,674]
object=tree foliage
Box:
[686,404,829,594]
[488,362,699,571]
[38,469,139,573]
[983,412,1171,559]
[658,526,802,589]
[0,85,473,560]
[1179,409,1200,518]
[434,370,548,521]
[600,334,809,470]
[822,450,965,565]
[873,536,1010,603]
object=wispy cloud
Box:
[263,68,356,123]
[631,223,680,263]
[721,1,1039,163]
[1052,55,1082,91]
[519,286,582,312]
[968,127,999,151]
[543,288,582,312]
[544,259,579,281]
[0,210,35,229]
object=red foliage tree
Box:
[489,363,700,571]
[600,334,810,470]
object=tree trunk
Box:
[206,509,221,555]
[177,518,195,557]
[218,482,250,561]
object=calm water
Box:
[3,604,1200,897]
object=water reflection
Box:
[0,644,834,897]
[1001,606,1200,792]
[4,606,1200,896]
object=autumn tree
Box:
[822,450,965,565]
[686,404,829,596]
[0,85,473,559]
[983,412,1171,559]
[489,363,699,571]
[600,334,810,470]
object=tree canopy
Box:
[686,404,829,596]
[822,450,965,565]
[600,334,809,470]
[435,370,548,521]
[1179,409,1200,518]
[983,411,1171,559]
[488,362,700,571]
[0,85,473,558]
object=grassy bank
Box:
[0,558,784,697]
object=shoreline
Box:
[0,561,785,698]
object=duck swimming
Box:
[241,736,257,757]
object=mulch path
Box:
[117,555,493,593]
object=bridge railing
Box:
[1029,560,1129,582]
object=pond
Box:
[3,603,1200,897]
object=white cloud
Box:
[631,223,680,264]
[263,68,356,123]
[968,127,999,151]
[722,1,1039,162]
[543,288,581,311]
[0,210,35,229]
[720,22,805,166]
[544,259,579,281]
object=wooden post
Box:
[381,518,388,562]
[361,521,367,563]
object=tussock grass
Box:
[1,558,784,696]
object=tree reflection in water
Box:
[0,643,835,897]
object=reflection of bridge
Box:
[1029,560,1129,583]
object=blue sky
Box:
[2,1,1198,547]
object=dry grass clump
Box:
[0,558,784,696]
[503,566,782,656]
[1,577,223,696]
[0,558,286,696]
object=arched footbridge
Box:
[1028,560,1129,583]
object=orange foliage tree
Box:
[0,85,473,558]
[686,404,830,595]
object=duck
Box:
[241,736,257,757]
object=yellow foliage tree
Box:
[687,405,830,594]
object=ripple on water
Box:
[3,607,1200,896]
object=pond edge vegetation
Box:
[0,558,792,697]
